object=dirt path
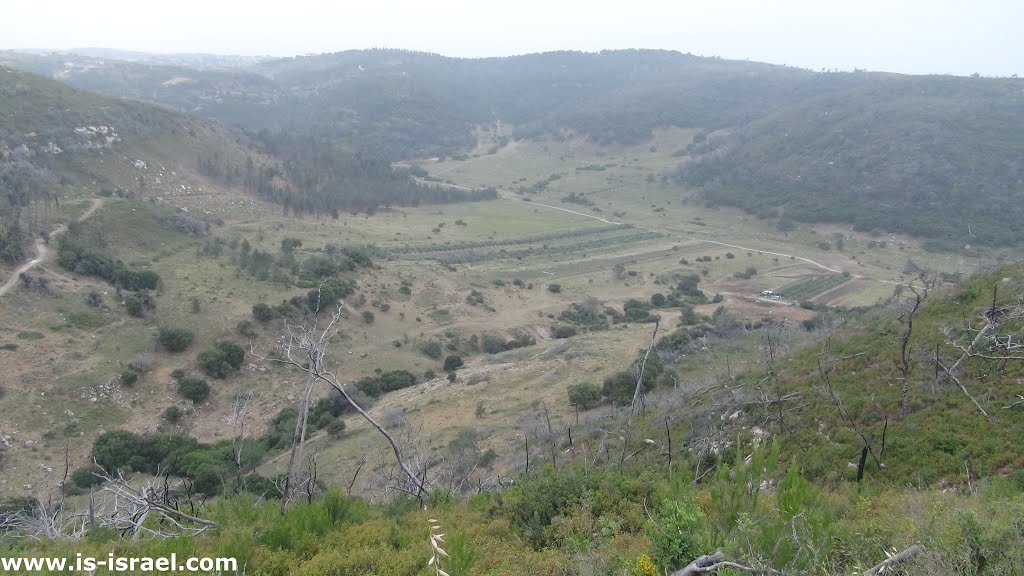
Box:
[0,198,104,297]
[498,194,623,225]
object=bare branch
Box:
[863,544,925,576]
[671,549,786,575]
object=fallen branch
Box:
[937,359,989,418]
[672,550,786,576]
[863,544,925,576]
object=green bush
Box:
[157,327,195,352]
[504,468,657,548]
[354,370,418,398]
[419,340,443,359]
[648,496,706,571]
[198,341,245,378]
[124,294,144,317]
[602,353,662,405]
[551,325,577,339]
[567,382,602,409]
[443,355,464,371]
[178,377,211,403]
[163,406,183,423]
[252,303,277,322]
[119,370,139,387]
[547,283,562,293]
[70,465,106,490]
[237,319,257,338]
[362,310,375,324]
[623,298,656,322]
[326,419,347,438]
[306,277,355,311]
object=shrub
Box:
[551,325,577,339]
[443,355,464,371]
[83,291,104,307]
[547,283,562,293]
[163,406,183,423]
[307,277,355,311]
[623,298,656,322]
[127,354,152,373]
[362,310,375,324]
[424,370,436,380]
[119,371,139,387]
[237,319,257,338]
[354,370,418,398]
[447,371,457,382]
[157,327,194,352]
[567,382,602,410]
[648,496,706,571]
[252,303,277,322]
[70,465,106,490]
[419,340,443,359]
[650,293,667,307]
[124,294,144,317]
[91,430,139,472]
[602,359,660,405]
[177,377,210,403]
[326,419,347,438]
[198,341,245,378]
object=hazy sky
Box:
[3,0,1020,76]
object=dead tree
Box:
[281,372,317,511]
[93,469,215,540]
[937,285,1024,418]
[229,390,256,495]
[262,302,428,501]
[818,359,882,481]
[892,273,934,416]
[620,318,660,464]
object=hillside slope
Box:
[0,64,262,266]
[6,49,1024,246]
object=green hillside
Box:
[6,49,1023,246]
[4,266,1024,575]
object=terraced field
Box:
[385,225,665,266]
[777,274,851,301]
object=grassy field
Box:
[420,131,1004,308]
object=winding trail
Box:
[498,193,623,225]
[0,198,104,298]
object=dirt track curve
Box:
[0,198,104,298]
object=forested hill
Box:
[672,74,1024,247]
[0,49,814,156]
[4,49,1024,245]
[0,66,492,263]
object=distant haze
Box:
[3,0,1021,77]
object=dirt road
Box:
[0,198,104,297]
